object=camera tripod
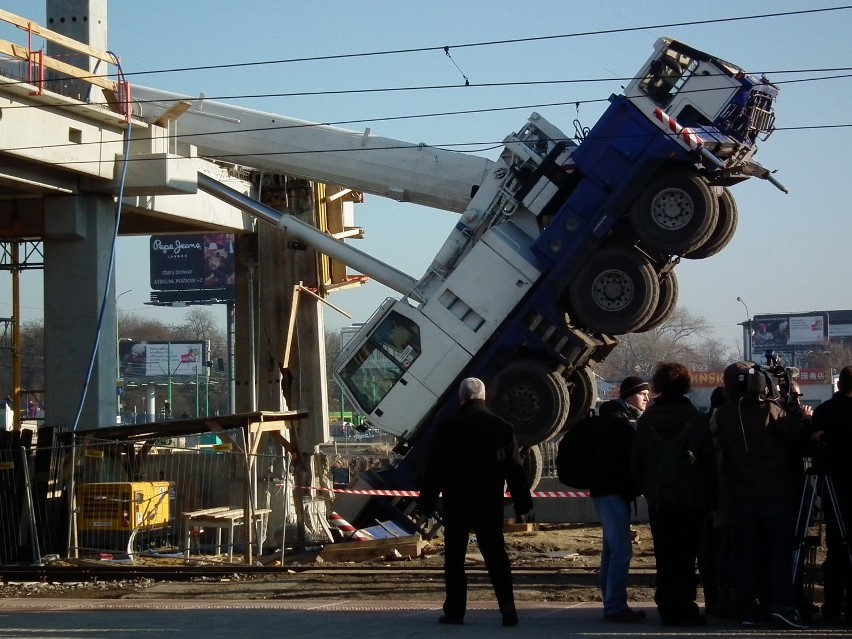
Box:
[791,465,852,618]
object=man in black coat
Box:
[811,365,852,624]
[419,377,534,627]
[632,362,716,627]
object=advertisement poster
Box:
[150,234,235,291]
[119,341,207,379]
[752,313,829,351]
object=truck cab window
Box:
[339,312,422,415]
[639,48,693,104]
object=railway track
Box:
[0,562,656,584]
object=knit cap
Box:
[619,376,650,399]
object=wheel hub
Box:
[651,188,693,230]
[592,269,633,311]
[503,384,541,422]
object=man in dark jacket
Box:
[419,377,533,627]
[591,375,649,623]
[811,365,852,624]
[632,362,716,627]
[711,361,807,629]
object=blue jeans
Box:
[594,495,633,615]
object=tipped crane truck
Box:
[135,38,783,527]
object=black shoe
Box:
[605,608,646,622]
[770,609,808,630]
[502,610,519,627]
[438,615,464,625]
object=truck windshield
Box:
[339,312,421,414]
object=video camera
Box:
[735,351,800,407]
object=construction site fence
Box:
[0,427,323,565]
[1,430,564,565]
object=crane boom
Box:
[197,172,420,298]
[132,85,493,213]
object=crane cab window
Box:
[339,312,421,414]
[639,48,694,105]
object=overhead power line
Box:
[1,122,851,173]
[1,67,850,113]
[1,6,849,88]
[113,5,852,80]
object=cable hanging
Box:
[443,47,470,86]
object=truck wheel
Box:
[635,271,679,333]
[684,187,739,260]
[629,166,718,255]
[489,359,570,447]
[567,246,660,335]
[561,367,597,433]
[521,445,544,492]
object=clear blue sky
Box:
[3,1,851,355]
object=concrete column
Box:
[145,383,156,423]
[43,195,117,429]
[45,0,109,101]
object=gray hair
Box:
[458,377,486,402]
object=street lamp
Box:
[736,296,752,361]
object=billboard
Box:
[150,234,235,291]
[752,313,829,350]
[119,340,207,380]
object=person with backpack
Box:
[631,362,716,627]
[588,375,649,623]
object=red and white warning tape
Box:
[303,486,590,499]
[653,107,703,150]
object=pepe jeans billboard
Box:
[149,234,235,291]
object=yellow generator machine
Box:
[77,481,174,553]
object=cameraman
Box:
[811,365,852,624]
[711,362,808,629]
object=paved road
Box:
[0,600,849,639]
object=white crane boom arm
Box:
[132,85,493,213]
[197,173,420,299]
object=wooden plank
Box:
[0,39,118,93]
[318,534,424,563]
[0,9,117,64]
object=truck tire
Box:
[488,359,570,447]
[684,187,739,260]
[567,246,660,335]
[635,271,679,333]
[521,445,544,492]
[629,166,718,255]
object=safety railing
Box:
[0,8,130,122]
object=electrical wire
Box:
[2,67,851,113]
[4,5,846,83]
[70,55,132,432]
[2,71,852,164]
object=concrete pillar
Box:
[43,195,117,429]
[45,0,109,101]
[146,382,156,423]
[46,0,108,53]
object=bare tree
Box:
[597,308,735,382]
[179,307,218,341]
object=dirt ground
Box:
[0,524,659,604]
